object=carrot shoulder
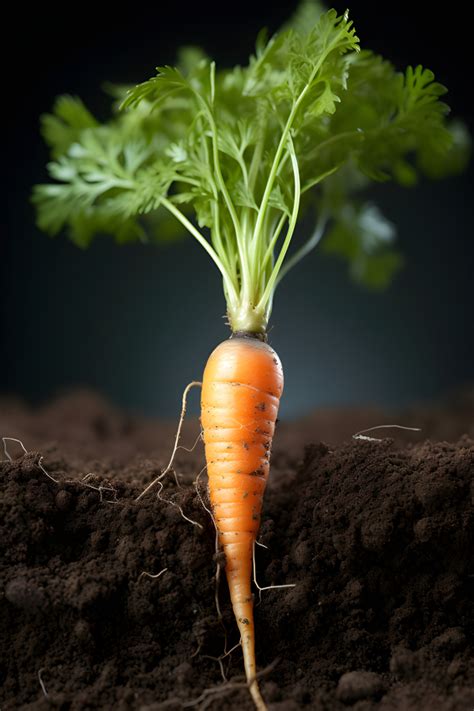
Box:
[201,334,284,710]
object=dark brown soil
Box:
[1,390,473,710]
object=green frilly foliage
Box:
[33,1,469,328]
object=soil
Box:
[0,389,473,710]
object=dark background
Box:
[1,1,473,419]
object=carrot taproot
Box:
[201,332,284,710]
[34,6,461,708]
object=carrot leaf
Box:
[33,2,469,333]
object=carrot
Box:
[34,5,463,709]
[201,332,284,710]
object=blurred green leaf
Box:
[323,202,402,289]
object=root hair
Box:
[353,423,421,442]
[156,481,203,529]
[2,437,59,483]
[252,541,296,605]
[38,668,49,698]
[181,658,279,709]
[137,567,168,583]
[136,380,202,501]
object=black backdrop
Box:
[1,1,473,418]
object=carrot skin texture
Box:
[201,336,284,710]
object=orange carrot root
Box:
[201,334,283,710]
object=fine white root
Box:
[2,436,126,504]
[38,668,49,698]
[214,530,225,627]
[181,659,279,710]
[177,429,204,454]
[136,380,202,501]
[194,465,230,654]
[156,481,203,530]
[181,682,245,710]
[182,679,252,710]
[190,642,202,659]
[202,641,242,683]
[137,567,168,583]
[2,437,59,483]
[194,465,211,516]
[2,436,28,461]
[252,541,296,605]
[255,539,269,550]
[194,467,225,624]
[37,455,60,484]
[81,473,119,504]
[352,424,421,442]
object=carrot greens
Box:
[33,3,468,334]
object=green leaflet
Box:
[40,96,98,158]
[33,2,469,330]
[322,202,402,289]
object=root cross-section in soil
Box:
[0,391,473,710]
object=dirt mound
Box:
[0,394,473,710]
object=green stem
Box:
[160,196,238,303]
[247,110,266,193]
[251,22,353,248]
[207,64,241,237]
[251,92,306,246]
[202,64,255,300]
[259,213,287,276]
[275,215,328,286]
[257,138,301,313]
[211,202,232,274]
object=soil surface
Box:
[0,389,473,710]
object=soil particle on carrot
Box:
[0,392,473,710]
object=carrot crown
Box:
[33,3,468,334]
